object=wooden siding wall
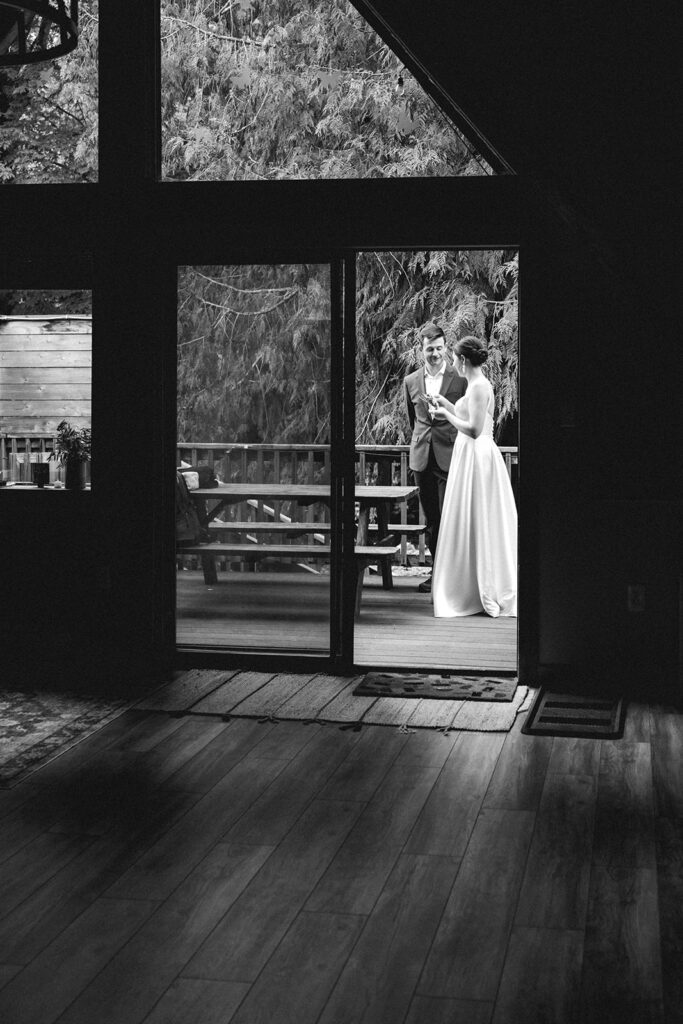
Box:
[0,315,92,434]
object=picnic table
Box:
[182,482,420,615]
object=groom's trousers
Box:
[413,445,449,568]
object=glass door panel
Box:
[175,263,332,654]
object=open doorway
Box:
[352,248,519,673]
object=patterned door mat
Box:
[521,688,626,738]
[353,672,518,702]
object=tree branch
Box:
[201,290,299,317]
[163,15,263,46]
[195,270,294,294]
[42,98,86,126]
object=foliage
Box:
[0,1,98,183]
[356,250,518,443]
[0,290,92,315]
[177,251,518,447]
[49,419,92,464]
[1,0,487,183]
[177,264,332,444]
[161,0,489,180]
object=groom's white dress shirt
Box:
[424,362,446,399]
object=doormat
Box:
[353,672,518,702]
[521,688,626,738]
[0,689,136,788]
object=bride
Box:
[429,336,517,617]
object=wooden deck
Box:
[0,697,679,1022]
[176,570,517,672]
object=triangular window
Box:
[161,0,497,180]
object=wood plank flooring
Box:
[176,570,517,672]
[1,697,682,1023]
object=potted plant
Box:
[50,420,91,490]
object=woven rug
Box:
[0,690,135,788]
[138,670,532,734]
[353,672,517,701]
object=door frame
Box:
[172,245,534,683]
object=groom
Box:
[404,322,466,592]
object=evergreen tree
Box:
[162,0,490,180]
[177,251,518,445]
[177,264,331,443]
[356,250,518,443]
[0,1,98,183]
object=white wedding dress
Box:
[432,388,517,617]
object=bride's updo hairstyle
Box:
[454,335,488,366]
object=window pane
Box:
[160,0,492,181]
[0,1,98,184]
[0,290,92,488]
[176,264,332,654]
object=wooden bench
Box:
[210,521,423,540]
[208,521,331,536]
[178,542,396,618]
[368,523,426,538]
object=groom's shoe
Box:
[417,576,432,593]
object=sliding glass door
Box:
[175,262,335,656]
[172,249,518,676]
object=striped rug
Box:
[137,669,532,733]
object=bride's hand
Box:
[431,395,451,413]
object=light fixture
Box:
[0,1,78,68]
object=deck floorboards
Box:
[176,570,517,672]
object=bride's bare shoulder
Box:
[468,379,492,398]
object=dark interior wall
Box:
[0,2,679,693]
[378,0,680,689]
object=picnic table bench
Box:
[180,541,396,618]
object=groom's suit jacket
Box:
[404,363,467,472]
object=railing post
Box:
[400,451,408,565]
[273,450,281,527]
[239,449,248,525]
[255,449,265,530]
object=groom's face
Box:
[422,335,446,373]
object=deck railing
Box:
[1,436,517,567]
[0,434,75,485]
[177,441,519,566]
[176,441,518,485]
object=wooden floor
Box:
[1,695,682,1022]
[176,570,518,672]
